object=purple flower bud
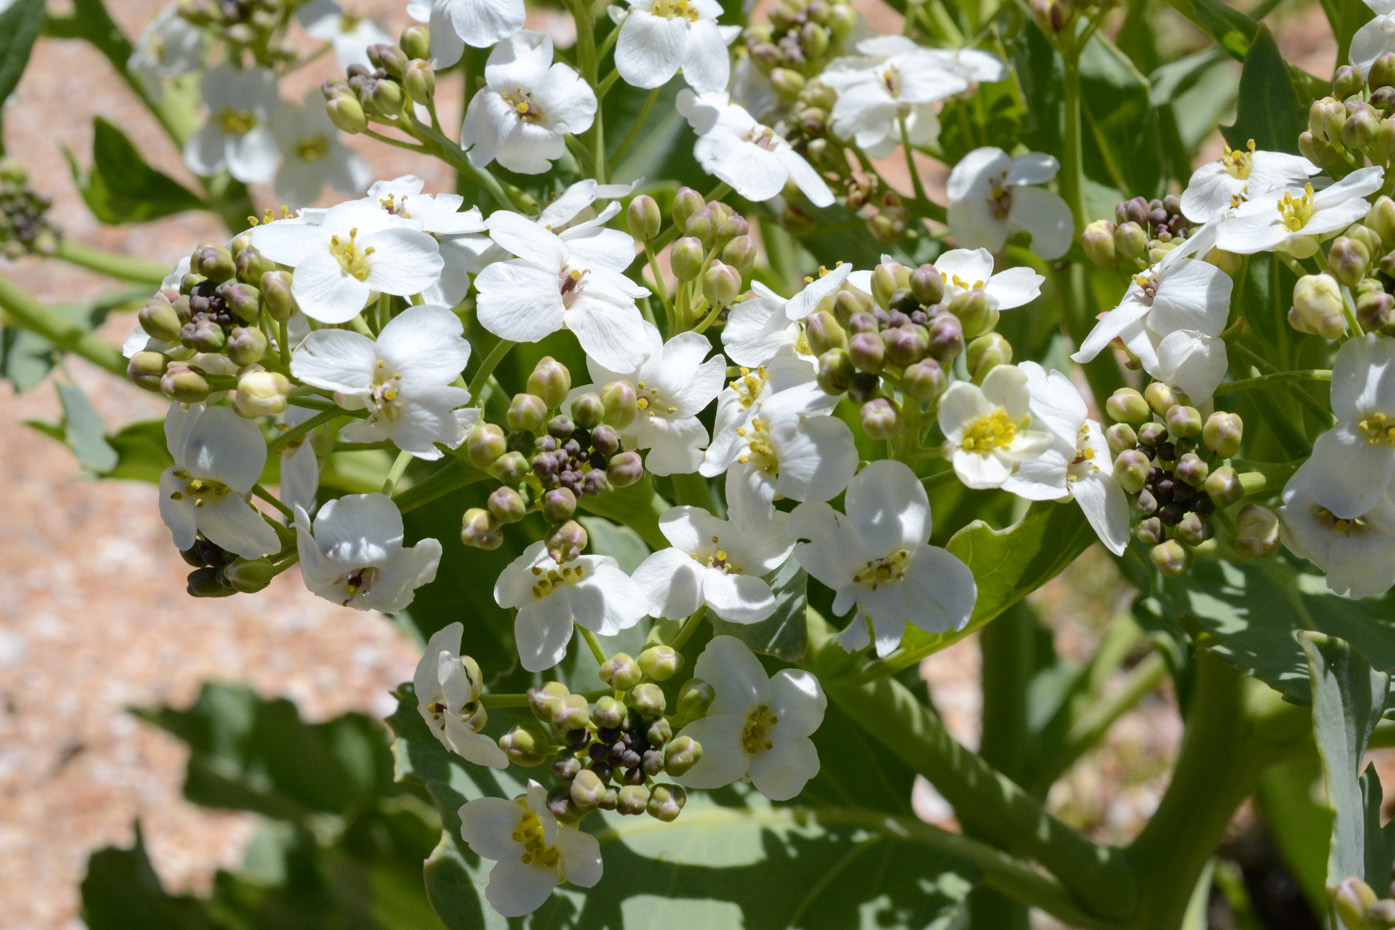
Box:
[607,451,644,488]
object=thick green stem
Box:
[0,274,125,376]
[468,339,515,404]
[1059,52,1087,234]
[54,240,169,285]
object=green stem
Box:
[667,606,707,652]
[469,339,515,403]
[1342,284,1366,338]
[382,450,414,496]
[0,273,125,375]
[54,240,169,285]
[395,459,490,513]
[266,407,342,454]
[610,88,661,171]
[1213,369,1332,394]
[899,118,932,209]
[251,483,294,519]
[644,242,675,333]
[1059,51,1087,233]
[579,626,609,665]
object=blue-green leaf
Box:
[0,0,44,112]
[67,117,204,225]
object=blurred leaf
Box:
[1152,50,1239,175]
[81,825,220,930]
[606,82,711,193]
[578,516,649,573]
[1160,0,1259,59]
[1301,632,1395,892]
[1317,0,1372,69]
[1257,756,1332,916]
[1080,33,1165,199]
[0,0,44,112]
[1220,26,1307,156]
[66,117,204,225]
[58,381,118,471]
[709,555,810,662]
[0,293,134,391]
[103,417,173,482]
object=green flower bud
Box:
[848,331,886,374]
[1029,0,1075,34]
[645,716,672,747]
[191,243,236,283]
[672,187,705,229]
[1311,96,1347,144]
[1134,517,1164,546]
[1113,221,1147,261]
[528,681,570,721]
[647,784,687,822]
[1235,503,1280,558]
[570,768,607,810]
[1202,411,1243,458]
[1335,878,1379,930]
[816,348,854,394]
[573,392,606,430]
[722,234,756,276]
[1150,539,1192,576]
[222,556,276,593]
[909,264,944,306]
[545,520,588,563]
[399,24,430,59]
[368,42,409,80]
[860,397,902,439]
[637,645,682,681]
[630,682,667,717]
[461,507,503,550]
[828,2,857,39]
[364,77,405,117]
[883,325,927,368]
[1329,236,1371,287]
[138,297,184,343]
[551,692,592,731]
[1164,404,1203,438]
[161,364,211,403]
[616,784,650,816]
[770,66,806,102]
[1344,100,1380,151]
[127,350,167,392]
[671,236,705,282]
[1335,65,1365,99]
[234,369,290,417]
[1175,451,1209,488]
[1143,381,1183,418]
[803,310,846,357]
[185,318,226,353]
[1291,273,1347,339]
[663,735,702,777]
[325,91,368,133]
[950,289,997,339]
[404,58,435,103]
[899,359,945,405]
[260,270,297,321]
[834,288,873,325]
[219,280,263,322]
[1368,196,1395,247]
[516,356,567,409]
[1175,511,1212,547]
[506,393,548,434]
[599,651,642,689]
[1082,219,1118,268]
[683,206,714,249]
[226,326,267,367]
[1358,288,1395,334]
[490,450,529,484]
[1345,222,1384,257]
[542,487,577,523]
[1105,422,1138,456]
[626,195,661,242]
[593,694,627,729]
[501,722,552,766]
[1137,421,1167,447]
[607,450,644,488]
[1372,52,1395,91]
[967,333,1012,382]
[1114,449,1150,494]
[466,423,507,469]
[547,785,585,824]
[871,262,904,308]
[187,566,236,598]
[487,486,528,524]
[1204,465,1244,507]
[702,260,742,310]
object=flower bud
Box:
[1344,100,1380,151]
[770,66,806,102]
[899,359,945,405]
[713,207,748,249]
[552,754,582,782]
[528,681,569,721]
[683,206,714,249]
[234,369,289,417]
[1175,451,1209,488]
[404,58,435,103]
[670,186,703,229]
[598,651,642,689]
[368,42,409,79]
[607,450,644,487]
[546,785,584,824]
[1336,878,1379,930]
[219,280,263,322]
[1373,52,1395,93]
[254,269,294,321]
[646,716,672,747]
[1105,423,1137,456]
[626,194,661,242]
[546,519,588,563]
[1202,411,1243,458]
[570,768,606,810]
[927,314,964,365]
[647,784,687,822]
[1291,273,1347,339]
[871,262,906,308]
[127,350,167,392]
[670,236,705,282]
[542,487,577,523]
[716,235,755,278]
[676,678,714,718]
[587,424,619,457]
[637,644,682,680]
[1114,221,1148,260]
[183,317,225,354]
[1141,381,1180,417]
[461,424,504,470]
[1170,511,1209,547]
[191,243,236,283]
[1114,449,1150,493]
[967,333,1011,382]
[364,77,405,117]
[400,24,430,60]
[1203,465,1243,507]
[1134,517,1164,546]
[1369,197,1395,247]
[884,324,929,367]
[487,447,527,483]
[501,722,551,766]
[848,332,886,374]
[1329,236,1371,287]
[592,694,627,730]
[220,556,276,594]
[1082,219,1118,268]
[816,348,854,394]
[1311,96,1347,144]
[161,364,211,403]
[461,507,503,549]
[860,397,901,439]
[909,264,945,306]
[485,486,526,524]
[501,393,545,435]
[949,289,996,338]
[833,288,873,325]
[1137,421,1167,447]
[803,310,845,356]
[138,297,184,343]
[552,692,592,731]
[1235,503,1280,558]
[663,735,702,777]
[1150,539,1193,576]
[1164,404,1202,438]
[702,260,742,310]
[186,566,236,598]
[616,784,650,816]
[225,326,267,367]
[1359,288,1395,334]
[1347,223,1384,257]
[630,682,667,717]
[1029,0,1075,34]
[1335,64,1365,99]
[325,90,368,133]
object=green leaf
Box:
[1256,756,1333,917]
[81,825,220,930]
[577,516,649,573]
[58,382,119,472]
[1135,556,1395,705]
[103,417,174,482]
[709,555,810,662]
[898,502,1096,660]
[1301,632,1395,892]
[1,294,132,391]
[1151,50,1240,173]
[1160,0,1259,59]
[1317,0,1372,70]
[134,683,397,822]
[1220,25,1307,156]
[67,117,204,225]
[0,0,43,115]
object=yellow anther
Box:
[1277,183,1316,232]
[960,409,1020,452]
[852,548,911,590]
[218,107,257,134]
[740,703,778,755]
[296,136,330,161]
[1220,139,1256,180]
[1359,412,1395,446]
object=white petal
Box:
[291,330,378,392]
[749,735,819,800]
[633,549,705,619]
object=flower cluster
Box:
[0,158,59,259]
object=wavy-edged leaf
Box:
[1220,25,1308,156]
[67,117,204,225]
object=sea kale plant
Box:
[8,0,1395,926]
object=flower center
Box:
[691,535,744,573]
[295,135,330,162]
[735,417,779,474]
[987,171,1012,220]
[377,193,412,218]
[330,227,375,281]
[740,703,778,756]
[635,380,678,417]
[651,0,701,20]
[340,566,379,604]
[881,65,903,99]
[1359,412,1395,446]
[513,809,562,869]
[530,561,586,598]
[1067,424,1098,483]
[729,366,768,409]
[745,126,780,152]
[1220,139,1255,180]
[218,107,258,135]
[340,12,361,32]
[168,469,232,508]
[941,271,986,291]
[852,548,911,590]
[1277,183,1315,232]
[961,409,1020,452]
[369,359,405,422]
[558,265,589,308]
[1131,271,1159,303]
[502,87,544,124]
[1312,504,1380,538]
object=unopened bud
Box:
[461,507,503,549]
[1202,465,1242,507]
[260,270,297,321]
[607,450,644,487]
[900,359,946,404]
[676,678,714,718]
[647,784,687,822]
[1175,451,1209,487]
[1150,539,1192,576]
[1114,221,1148,260]
[722,235,756,276]
[625,195,661,242]
[967,333,1012,382]
[663,735,702,777]
[234,369,289,417]
[927,314,964,365]
[1329,236,1372,286]
[1234,503,1280,557]
[1164,404,1203,438]
[1335,65,1366,99]
[849,332,886,374]
[871,262,905,308]
[860,397,902,439]
[950,289,997,338]
[552,692,592,732]
[528,681,569,721]
[326,91,368,133]
[404,58,435,103]
[191,243,235,283]
[805,310,847,356]
[1105,423,1138,456]
[1202,411,1243,458]
[187,566,235,598]
[491,450,529,483]
[1359,288,1395,334]
[161,364,211,403]
[884,324,929,367]
[599,651,642,689]
[671,236,705,282]
[1114,449,1151,494]
[487,486,528,524]
[672,187,704,230]
[127,350,167,391]
[542,487,577,523]
[1082,220,1118,268]
[501,722,551,766]
[630,682,666,717]
[1143,381,1183,417]
[570,768,606,810]
[465,423,506,469]
[770,66,807,102]
[1370,197,1395,247]
[1175,511,1212,547]
[703,261,741,309]
[504,393,546,433]
[592,694,627,730]
[1344,100,1380,151]
[616,784,650,816]
[909,264,945,305]
[646,717,672,747]
[1291,273,1347,339]
[138,298,184,343]
[226,326,267,367]
[546,520,588,563]
[637,644,682,680]
[222,556,275,593]
[1336,878,1379,930]
[816,348,854,394]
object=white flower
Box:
[1179,141,1320,223]
[633,506,794,623]
[788,460,977,656]
[722,282,811,366]
[921,46,1007,84]
[128,4,205,99]
[461,31,597,175]
[783,262,855,321]
[613,0,738,93]
[1304,334,1395,518]
[184,66,280,183]
[159,403,280,559]
[819,36,968,159]
[673,636,825,799]
[938,364,1054,489]
[947,147,1074,260]
[1215,166,1384,259]
[272,90,374,208]
[676,90,834,207]
[1352,0,1395,76]
[414,622,509,768]
[474,210,651,372]
[704,357,836,476]
[1018,363,1130,554]
[293,493,441,611]
[277,405,322,519]
[291,304,477,459]
[248,201,444,323]
[459,781,602,917]
[409,0,527,68]
[1279,461,1395,598]
[494,542,649,672]
[298,0,393,68]
[933,247,1044,310]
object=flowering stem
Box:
[578,626,609,666]
[898,118,932,210]
[251,483,294,519]
[610,88,661,170]
[404,115,522,210]
[643,242,675,332]
[382,450,414,496]
[266,408,342,454]
[1213,369,1332,394]
[667,606,707,652]
[1226,341,1333,425]
[1058,49,1087,233]
[53,240,169,285]
[0,273,126,376]
[1341,284,1366,338]
[468,339,516,404]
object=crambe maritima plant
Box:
[8,0,1395,926]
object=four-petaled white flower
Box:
[1179,140,1319,223]
[160,403,281,559]
[633,506,794,623]
[298,0,393,69]
[789,460,977,656]
[933,247,1044,311]
[614,0,739,93]
[458,781,603,917]
[581,323,725,475]
[184,65,280,183]
[938,364,1054,489]
[722,282,817,367]
[1215,166,1384,259]
[414,621,509,768]
[408,0,527,67]
[461,31,598,175]
[249,200,444,323]
[474,210,651,372]
[947,147,1074,260]
[676,91,834,207]
[673,636,825,800]
[1279,461,1395,599]
[294,493,442,612]
[128,4,206,100]
[1304,334,1395,518]
[271,90,374,208]
[494,541,649,672]
[291,304,477,459]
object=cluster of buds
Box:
[322,28,434,133]
[180,538,277,597]
[1028,0,1116,36]
[743,0,857,87]
[1303,54,1395,174]
[0,159,59,259]
[1106,384,1255,575]
[517,646,699,824]
[666,189,756,326]
[127,236,294,416]
[461,357,646,555]
[1291,195,1395,339]
[1336,877,1395,930]
[176,0,296,62]
[1081,195,1192,270]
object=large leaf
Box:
[1160,0,1259,60]
[1302,633,1395,902]
[1220,25,1307,157]
[0,0,43,112]
[81,826,220,930]
[57,381,119,471]
[709,555,810,662]
[67,117,204,224]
